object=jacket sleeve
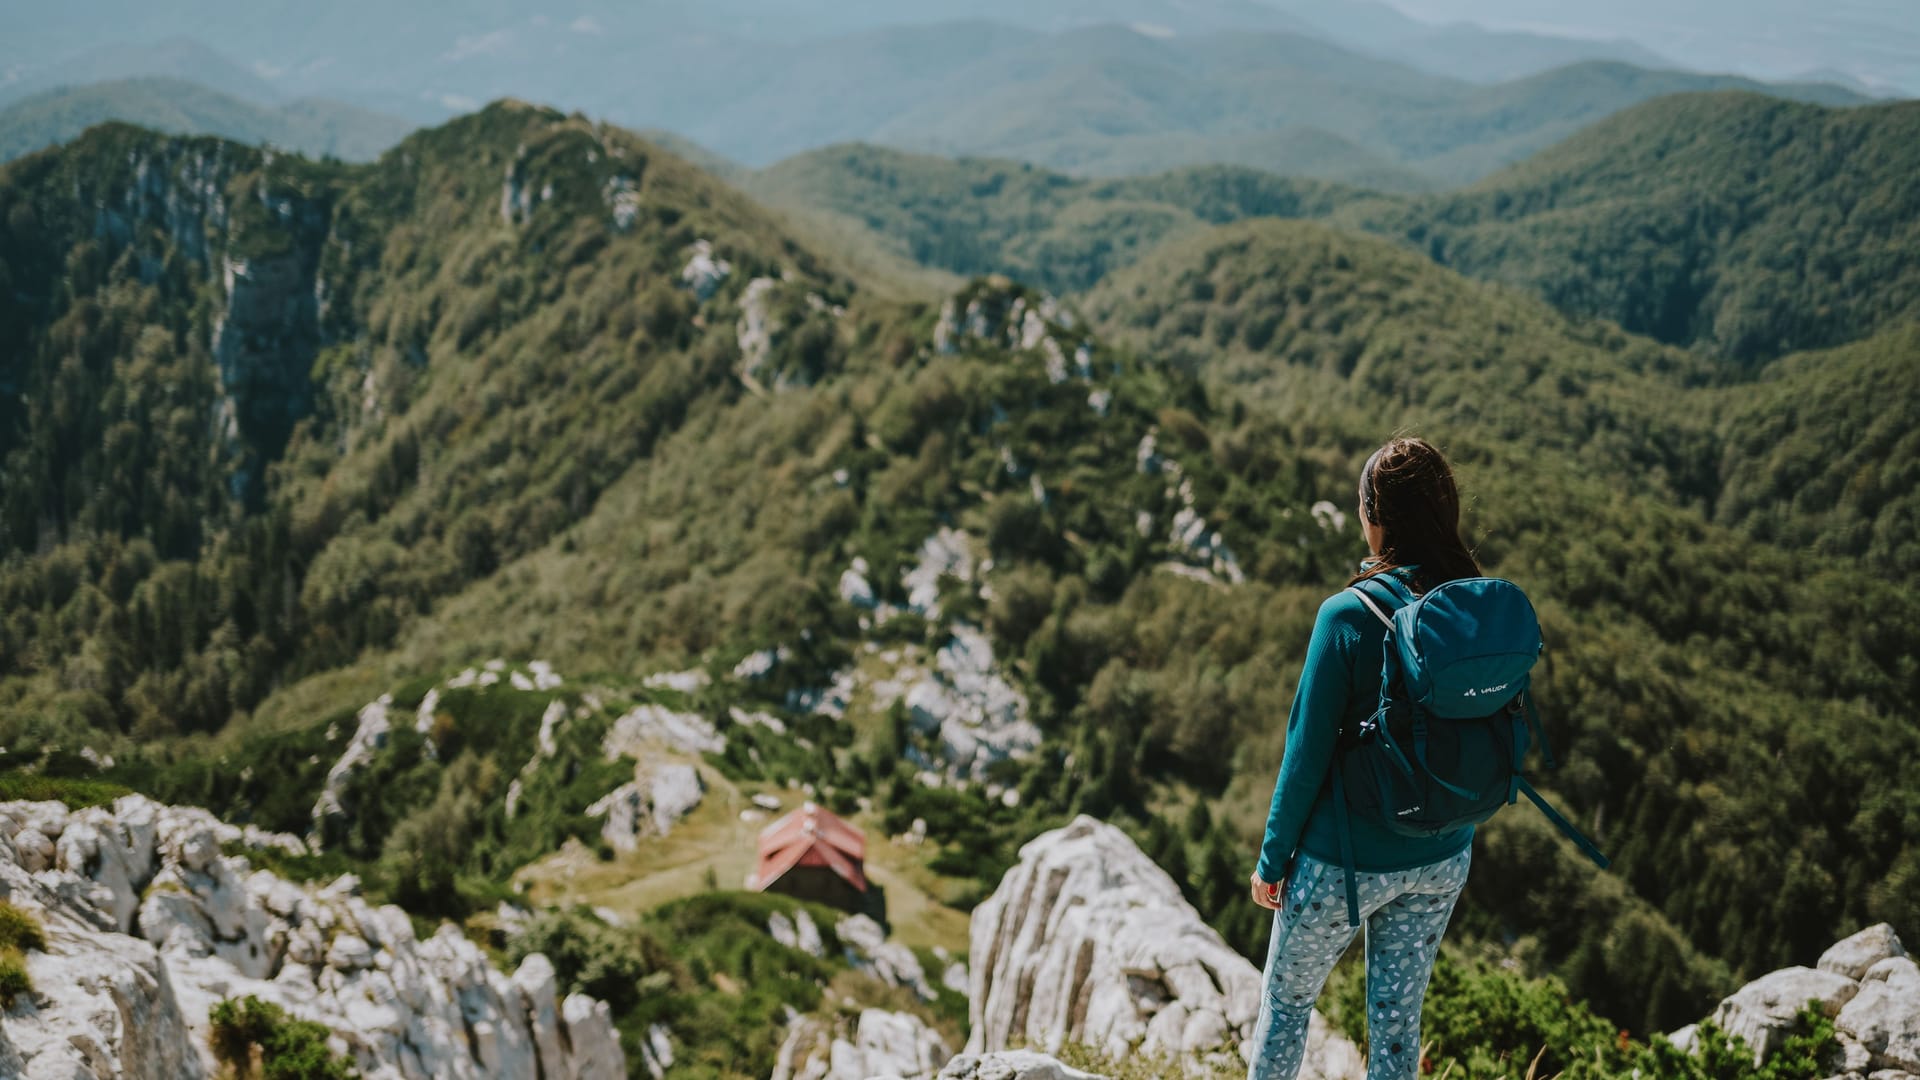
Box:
[1256,593,1359,882]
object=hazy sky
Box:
[1384,0,1919,90]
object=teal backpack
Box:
[1330,572,1608,924]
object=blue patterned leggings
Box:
[1247,847,1471,1080]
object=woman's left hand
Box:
[1249,870,1282,910]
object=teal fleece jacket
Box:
[1255,570,1474,883]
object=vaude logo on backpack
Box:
[1327,572,1608,925]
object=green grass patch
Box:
[0,901,44,1009]
[0,771,131,809]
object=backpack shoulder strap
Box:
[1346,571,1413,629]
[1347,584,1395,629]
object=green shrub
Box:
[1323,948,1838,1080]
[0,949,32,1008]
[0,901,47,953]
[0,901,45,1008]
[209,996,358,1080]
[0,772,131,809]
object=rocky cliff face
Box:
[966,815,1362,1078]
[83,138,333,504]
[0,795,624,1079]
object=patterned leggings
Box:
[1246,847,1471,1080]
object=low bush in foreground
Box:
[0,900,45,1007]
[209,996,358,1080]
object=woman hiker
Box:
[1245,436,1480,1080]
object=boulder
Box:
[13,827,54,872]
[603,704,724,758]
[843,1009,953,1079]
[585,762,704,852]
[1823,925,1910,980]
[776,1009,952,1080]
[561,993,627,1079]
[1837,977,1920,1073]
[1708,966,1861,1064]
[936,1051,1108,1080]
[839,914,934,1001]
[1866,957,1920,985]
[967,816,1360,1076]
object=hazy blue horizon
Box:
[1380,0,1918,94]
[1,0,1912,98]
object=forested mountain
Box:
[1361,92,1920,364]
[756,91,1920,370]
[1709,326,1920,574]
[0,77,415,163]
[2,103,1915,1075]
[847,34,1863,186]
[747,145,1379,295]
[1081,218,1920,1022]
[0,37,282,109]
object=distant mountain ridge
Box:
[709,27,1867,184]
[0,14,1874,188]
[751,90,1919,369]
[0,77,414,163]
[1370,91,1920,363]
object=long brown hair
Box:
[1349,436,1481,593]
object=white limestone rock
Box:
[936,1051,1108,1080]
[562,993,627,1079]
[643,669,712,695]
[681,239,732,300]
[603,704,724,758]
[1709,966,1861,1064]
[0,795,627,1080]
[967,816,1361,1077]
[737,276,778,382]
[312,693,394,836]
[586,763,704,852]
[733,646,792,680]
[13,826,53,872]
[776,1009,952,1080]
[902,527,975,618]
[902,625,1040,780]
[639,1021,675,1080]
[1837,969,1920,1073]
[838,914,934,1002]
[1823,924,1910,981]
[840,557,878,608]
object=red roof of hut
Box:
[751,801,867,893]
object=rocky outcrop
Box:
[967,816,1361,1077]
[838,914,935,1002]
[681,239,732,298]
[604,703,724,758]
[1135,432,1245,586]
[773,1008,953,1080]
[585,762,704,851]
[737,276,779,383]
[931,288,1079,363]
[768,908,827,958]
[1678,923,1920,1075]
[0,796,625,1080]
[904,625,1039,781]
